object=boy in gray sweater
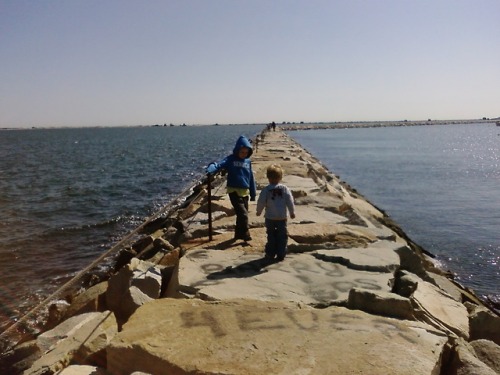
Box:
[256,165,295,261]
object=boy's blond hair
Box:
[266,164,283,181]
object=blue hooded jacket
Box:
[208,136,256,199]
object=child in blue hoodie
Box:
[206,136,256,241]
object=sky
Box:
[1,0,499,128]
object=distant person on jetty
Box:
[206,136,256,241]
[267,121,276,131]
[256,164,295,262]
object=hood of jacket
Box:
[232,136,253,158]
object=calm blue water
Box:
[0,124,264,332]
[288,123,499,302]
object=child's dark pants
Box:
[228,192,250,239]
[265,218,288,260]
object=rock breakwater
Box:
[1,129,499,374]
[280,119,496,131]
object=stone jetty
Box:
[2,129,499,375]
[279,119,497,131]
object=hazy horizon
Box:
[3,118,497,131]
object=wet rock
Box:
[0,339,40,374]
[62,281,108,320]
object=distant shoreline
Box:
[281,119,498,131]
[0,123,262,131]
[1,119,498,131]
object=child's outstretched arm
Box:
[205,155,231,174]
[206,162,219,174]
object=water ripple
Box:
[0,124,264,331]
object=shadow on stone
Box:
[205,238,253,250]
[207,257,274,280]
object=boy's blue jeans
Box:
[265,219,288,260]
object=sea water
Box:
[288,123,499,302]
[0,124,264,332]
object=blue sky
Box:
[1,0,499,128]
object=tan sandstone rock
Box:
[175,249,394,304]
[26,311,117,375]
[107,298,448,375]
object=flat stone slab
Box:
[281,174,322,193]
[27,311,117,374]
[288,223,379,247]
[107,298,448,375]
[176,249,394,303]
[314,240,403,272]
[412,277,470,339]
[293,204,347,224]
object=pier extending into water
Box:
[2,128,499,374]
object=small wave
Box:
[1,124,265,336]
[57,215,125,232]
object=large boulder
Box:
[106,258,163,326]
[26,311,117,375]
[107,298,448,375]
[470,339,500,374]
[62,281,108,320]
[347,288,414,320]
[409,273,470,339]
[447,338,498,375]
[468,305,500,345]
